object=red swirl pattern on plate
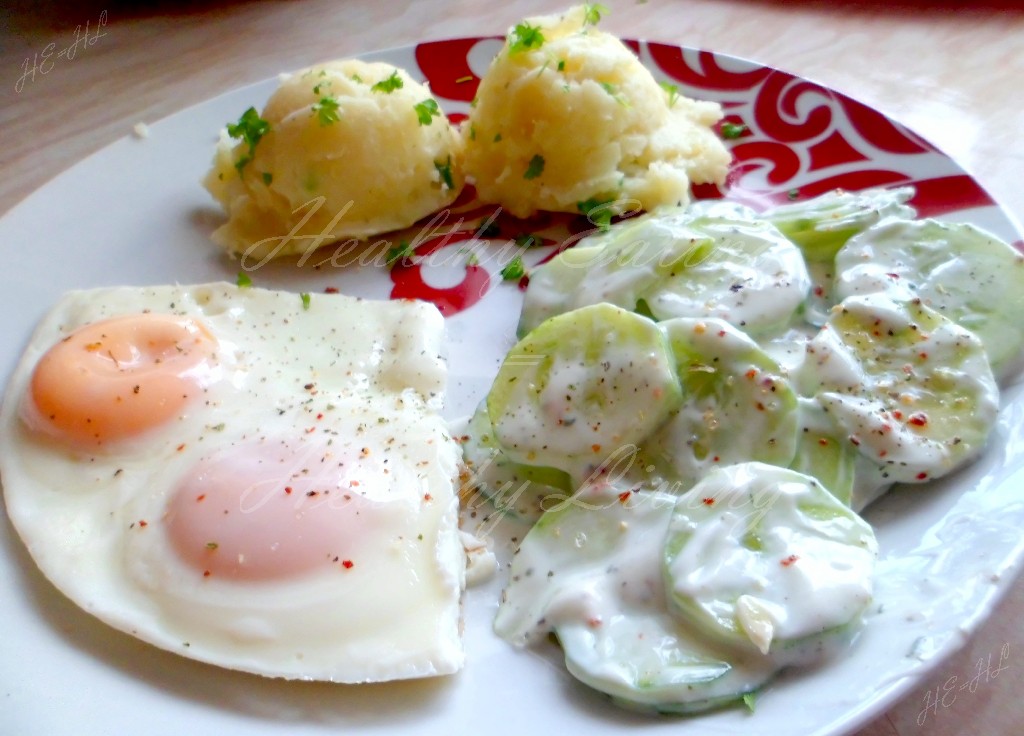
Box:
[393,37,1005,318]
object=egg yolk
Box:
[165,439,402,581]
[27,313,218,449]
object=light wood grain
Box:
[2,1,1024,734]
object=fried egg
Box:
[0,282,465,682]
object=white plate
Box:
[2,39,1023,736]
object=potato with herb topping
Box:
[204,59,464,260]
[462,5,730,219]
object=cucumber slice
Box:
[461,400,572,523]
[493,484,776,713]
[569,208,809,336]
[788,397,857,506]
[764,186,916,262]
[662,462,877,658]
[517,246,607,338]
[486,303,682,480]
[639,318,800,493]
[800,294,999,483]
[835,218,1024,380]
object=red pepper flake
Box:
[176,443,186,452]
[702,497,715,506]
[817,438,829,446]
[324,286,340,294]
[196,494,206,502]
[587,616,602,628]
[780,554,799,567]
[908,412,928,427]
[879,450,888,458]
[591,443,602,453]
[892,410,903,420]
[850,436,861,446]
[712,455,720,462]
[203,570,211,577]
[916,472,929,480]
[350,480,360,487]
[886,272,901,280]
[813,285,824,297]
[138,519,148,528]
[305,426,316,434]
[316,413,324,420]
[745,369,757,380]
[718,330,727,337]
[617,490,631,504]
[918,352,929,361]
[341,559,354,569]
[423,493,433,502]
[756,401,766,411]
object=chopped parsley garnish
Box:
[226,106,270,174]
[577,197,615,231]
[414,98,441,125]
[434,156,454,189]
[742,692,756,713]
[508,22,544,53]
[493,132,503,142]
[469,124,476,141]
[659,81,680,108]
[524,154,545,180]
[515,233,540,248]
[261,171,273,185]
[205,542,219,550]
[385,240,414,268]
[350,73,363,83]
[501,256,526,281]
[557,59,566,72]
[236,271,253,288]
[300,292,312,310]
[583,3,608,25]
[313,96,341,126]
[721,122,749,139]
[371,70,404,93]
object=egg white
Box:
[0,282,465,682]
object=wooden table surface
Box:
[2,1,1022,734]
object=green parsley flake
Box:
[385,241,414,268]
[501,256,525,281]
[300,292,312,310]
[261,171,273,186]
[236,271,253,288]
[515,233,539,248]
[577,197,615,231]
[557,59,566,72]
[742,692,756,713]
[414,98,441,125]
[493,133,503,143]
[659,80,680,108]
[721,122,749,139]
[434,156,454,189]
[524,154,545,180]
[313,96,341,126]
[206,542,219,550]
[350,73,363,83]
[226,107,270,175]
[508,22,544,54]
[371,70,404,93]
[583,3,608,25]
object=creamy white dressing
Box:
[494,485,777,711]
[664,464,876,658]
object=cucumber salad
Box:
[463,187,1024,714]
